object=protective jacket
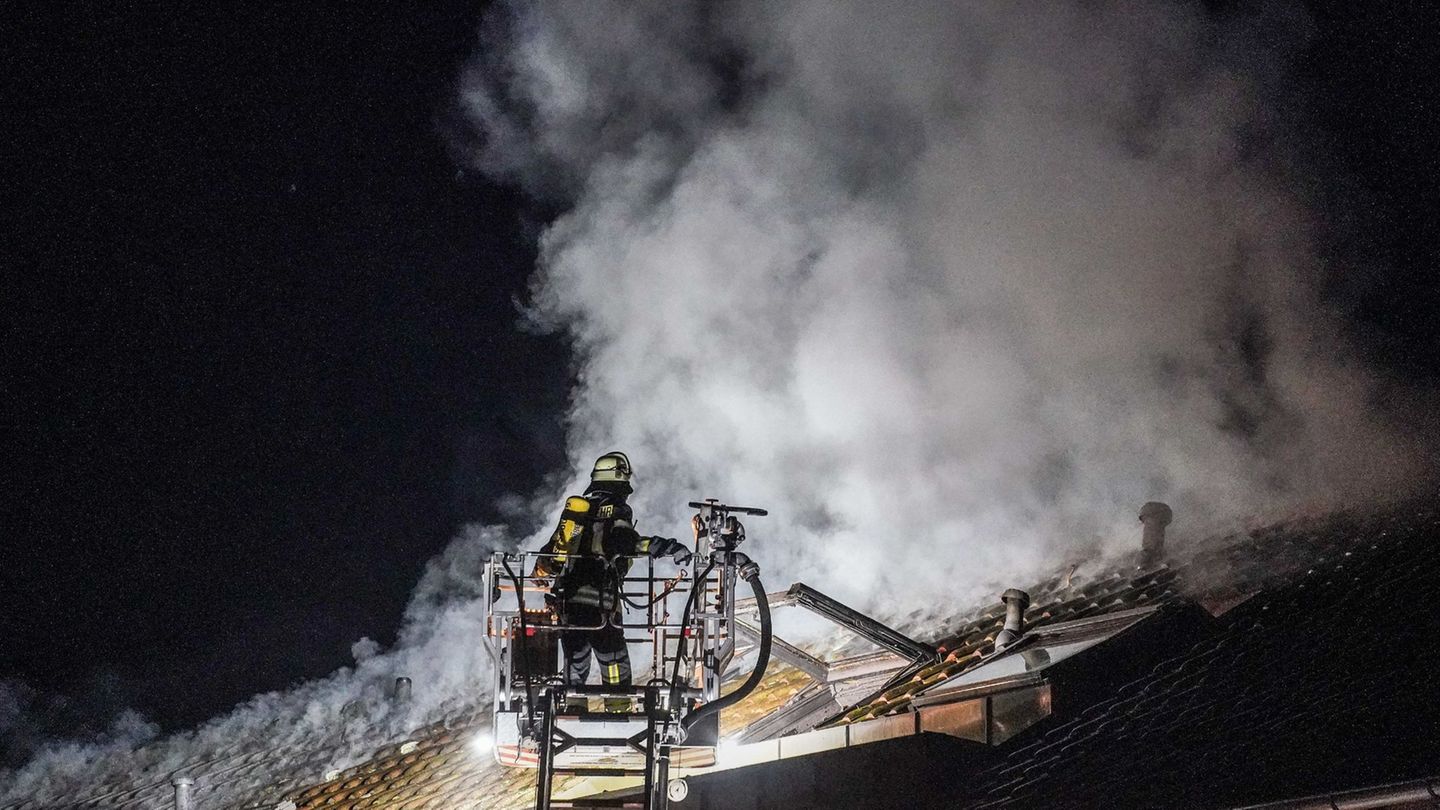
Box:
[533,485,685,613]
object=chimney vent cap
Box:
[1139,502,1173,525]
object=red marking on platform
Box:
[497,745,540,768]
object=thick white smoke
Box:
[462,0,1430,611]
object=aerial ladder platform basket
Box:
[480,500,773,809]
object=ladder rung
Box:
[565,736,638,746]
[550,766,645,776]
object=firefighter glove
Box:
[650,537,692,566]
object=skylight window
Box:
[916,606,1156,705]
[939,635,1103,689]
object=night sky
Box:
[3,1,1437,759]
[5,2,568,745]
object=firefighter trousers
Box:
[560,606,632,688]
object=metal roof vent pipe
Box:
[994,588,1030,652]
[171,776,194,810]
[1139,502,1174,568]
[393,676,412,705]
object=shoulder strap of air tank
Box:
[586,491,616,556]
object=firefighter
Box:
[533,451,692,711]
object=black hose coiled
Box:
[680,562,770,739]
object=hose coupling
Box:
[731,552,761,582]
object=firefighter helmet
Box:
[590,451,633,485]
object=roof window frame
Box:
[912,605,1160,707]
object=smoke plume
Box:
[460,0,1430,609]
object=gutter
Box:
[1230,776,1440,809]
[686,680,1052,776]
[692,708,955,775]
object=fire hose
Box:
[678,553,770,740]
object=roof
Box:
[822,504,1390,728]
[673,498,1440,808]
[266,718,540,810]
[826,564,1183,726]
[961,503,1440,808]
[7,499,1435,809]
